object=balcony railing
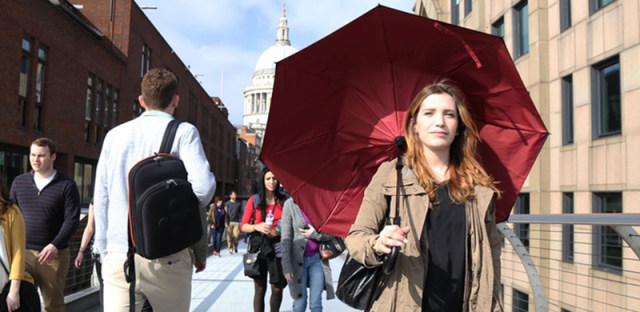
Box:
[64,213,640,312]
[500,213,640,312]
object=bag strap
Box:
[246,194,259,252]
[0,257,8,276]
[158,119,183,154]
[126,233,136,312]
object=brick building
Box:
[0,0,237,200]
[1,0,239,296]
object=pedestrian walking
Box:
[241,167,287,312]
[280,198,336,312]
[10,137,80,312]
[208,197,225,257]
[224,191,242,254]
[93,68,215,311]
[0,174,41,312]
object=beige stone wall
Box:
[415,0,640,311]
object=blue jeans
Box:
[213,227,225,252]
[293,254,324,312]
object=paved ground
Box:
[83,240,359,312]
[190,240,359,312]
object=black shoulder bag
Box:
[243,194,262,277]
[336,136,405,311]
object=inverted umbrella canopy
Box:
[262,5,548,237]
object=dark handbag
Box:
[243,250,261,277]
[319,237,346,261]
[336,138,405,310]
[336,254,385,310]
[243,204,262,277]
[0,245,40,312]
[0,281,41,312]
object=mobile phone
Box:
[302,224,310,230]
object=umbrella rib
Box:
[439,44,496,81]
[378,9,401,132]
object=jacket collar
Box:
[381,159,496,207]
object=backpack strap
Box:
[158,120,183,154]
[250,193,260,225]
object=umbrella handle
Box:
[382,246,399,276]
[382,217,401,275]
[382,136,406,276]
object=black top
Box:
[422,183,466,312]
[224,200,243,222]
[9,171,81,250]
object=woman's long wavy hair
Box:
[0,175,13,218]
[256,167,287,217]
[404,80,498,206]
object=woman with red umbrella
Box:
[345,81,503,311]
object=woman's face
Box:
[216,200,223,206]
[412,93,459,154]
[264,171,278,192]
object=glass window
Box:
[562,192,574,263]
[0,150,29,186]
[104,86,111,129]
[591,57,621,138]
[18,36,32,127]
[74,161,95,206]
[451,0,460,25]
[34,46,47,131]
[593,192,622,270]
[560,0,572,32]
[133,100,143,119]
[112,90,119,127]
[562,75,574,145]
[514,193,530,250]
[141,43,152,78]
[513,289,529,312]
[85,75,94,143]
[95,80,103,143]
[464,0,472,16]
[590,0,616,14]
[514,1,529,59]
[492,17,505,39]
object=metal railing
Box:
[64,212,640,312]
[500,213,640,312]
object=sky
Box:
[134,0,416,125]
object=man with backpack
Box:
[93,68,215,311]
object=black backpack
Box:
[127,119,202,259]
[125,120,202,311]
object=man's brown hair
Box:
[141,68,178,109]
[31,137,56,155]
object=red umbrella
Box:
[262,5,548,237]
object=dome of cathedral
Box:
[255,44,298,71]
[243,5,297,141]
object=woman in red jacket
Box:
[241,167,288,312]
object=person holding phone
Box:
[280,198,336,312]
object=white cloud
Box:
[135,0,415,125]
